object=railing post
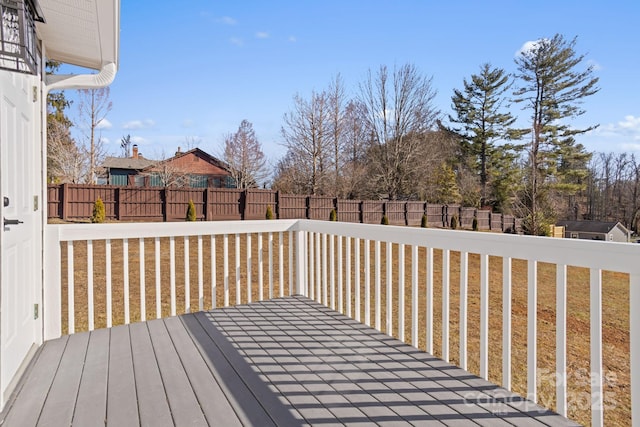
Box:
[631,272,640,427]
[295,229,306,296]
[43,226,62,340]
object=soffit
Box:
[35,0,119,70]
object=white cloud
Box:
[599,115,640,140]
[130,136,148,145]
[123,119,155,130]
[256,31,269,39]
[587,59,603,71]
[230,37,243,46]
[288,36,297,43]
[99,137,110,144]
[219,16,237,25]
[96,118,112,129]
[515,39,547,57]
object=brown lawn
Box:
[61,233,630,426]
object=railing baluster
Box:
[170,236,176,316]
[139,238,145,321]
[330,234,335,309]
[459,250,468,370]
[247,234,252,303]
[211,235,216,309]
[269,232,274,300]
[355,238,360,322]
[309,232,315,301]
[106,239,112,327]
[315,232,321,303]
[442,249,449,362]
[411,245,418,348]
[322,233,327,305]
[223,234,229,307]
[346,237,351,317]
[123,238,130,324]
[364,239,371,326]
[556,264,567,417]
[480,253,489,379]
[197,235,203,312]
[527,260,537,402]
[426,247,433,353]
[386,242,392,336]
[184,236,190,313]
[630,272,640,427]
[398,244,405,343]
[235,234,241,305]
[288,231,293,295]
[279,232,284,298]
[153,237,160,319]
[375,240,381,331]
[258,233,263,301]
[338,236,343,313]
[87,240,94,331]
[502,256,512,390]
[590,268,604,427]
[67,241,74,334]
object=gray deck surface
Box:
[0,296,578,426]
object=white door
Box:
[0,70,42,405]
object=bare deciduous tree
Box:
[78,87,112,183]
[359,63,440,199]
[223,120,268,189]
[281,91,332,195]
[47,119,87,183]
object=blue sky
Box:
[62,0,639,165]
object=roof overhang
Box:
[35,0,120,71]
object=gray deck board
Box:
[72,328,109,427]
[163,316,243,427]
[146,318,208,427]
[0,335,68,427]
[106,325,139,427]
[129,321,173,427]
[37,332,89,427]
[0,296,581,427]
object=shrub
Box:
[381,215,389,225]
[420,214,428,228]
[91,198,105,223]
[265,205,274,220]
[450,215,458,229]
[329,208,337,221]
[472,216,478,231]
[186,199,197,221]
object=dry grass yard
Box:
[61,233,630,426]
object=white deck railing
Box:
[44,219,640,427]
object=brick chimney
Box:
[132,144,139,159]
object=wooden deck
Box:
[0,296,578,426]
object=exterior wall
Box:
[162,152,229,175]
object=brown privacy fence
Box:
[47,184,522,232]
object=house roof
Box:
[143,148,232,173]
[557,220,628,234]
[102,157,156,171]
[36,0,119,70]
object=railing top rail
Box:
[294,220,640,274]
[47,220,299,241]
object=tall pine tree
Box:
[449,63,523,210]
[513,34,598,235]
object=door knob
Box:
[4,218,23,226]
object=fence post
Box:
[61,183,68,221]
[115,187,121,220]
[203,187,208,221]
[162,188,168,222]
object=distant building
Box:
[100,145,236,188]
[556,220,630,243]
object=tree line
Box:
[46,34,639,235]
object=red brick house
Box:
[101,146,236,188]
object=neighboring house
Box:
[557,220,630,242]
[100,146,236,188]
[101,144,156,185]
